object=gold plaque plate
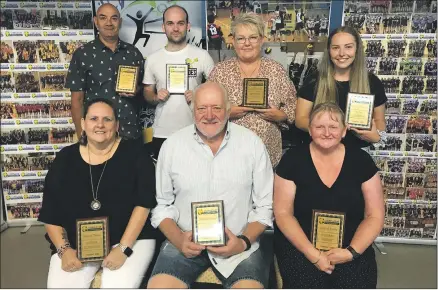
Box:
[242,78,269,109]
[116,65,139,94]
[76,217,109,262]
[345,93,375,130]
[191,200,225,246]
[311,210,345,251]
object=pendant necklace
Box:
[88,140,116,211]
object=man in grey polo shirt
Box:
[147,82,273,289]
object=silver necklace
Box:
[87,140,116,210]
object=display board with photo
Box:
[0,1,94,225]
[0,71,15,92]
[13,72,40,93]
[59,40,87,63]
[12,9,42,30]
[39,71,67,92]
[1,40,15,63]
[344,0,438,242]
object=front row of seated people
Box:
[39,82,385,289]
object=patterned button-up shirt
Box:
[66,37,145,139]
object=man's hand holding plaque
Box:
[116,65,139,96]
[206,227,246,258]
[178,231,206,259]
[156,89,170,102]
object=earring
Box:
[79,131,87,145]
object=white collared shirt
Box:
[151,122,274,278]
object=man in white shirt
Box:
[147,82,273,289]
[143,5,215,159]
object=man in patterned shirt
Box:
[66,3,145,140]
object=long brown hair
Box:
[315,26,370,106]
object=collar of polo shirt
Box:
[94,37,126,52]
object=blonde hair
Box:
[315,26,370,106]
[309,102,345,127]
[231,13,265,37]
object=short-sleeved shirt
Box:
[298,73,387,148]
[208,57,297,167]
[66,38,145,139]
[142,44,214,138]
[275,144,378,248]
[38,140,158,253]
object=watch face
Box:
[124,247,133,257]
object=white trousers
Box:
[47,239,156,288]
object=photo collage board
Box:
[0,1,95,223]
[343,0,437,241]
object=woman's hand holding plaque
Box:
[254,105,287,122]
[102,247,128,271]
[313,251,335,275]
[62,248,83,272]
[325,248,354,265]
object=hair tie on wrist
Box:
[312,250,321,264]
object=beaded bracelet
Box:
[57,243,72,259]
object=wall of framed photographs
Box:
[343,0,437,244]
[0,1,95,226]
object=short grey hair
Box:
[231,13,265,37]
[191,82,231,113]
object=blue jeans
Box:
[149,240,270,288]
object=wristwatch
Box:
[373,129,387,149]
[117,243,133,257]
[346,246,360,260]
[237,235,251,251]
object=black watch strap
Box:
[346,246,360,260]
[118,244,133,257]
[237,235,251,251]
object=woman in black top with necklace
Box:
[38,98,158,288]
[295,26,387,149]
[274,103,384,288]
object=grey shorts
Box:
[150,240,270,288]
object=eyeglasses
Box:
[235,36,260,44]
